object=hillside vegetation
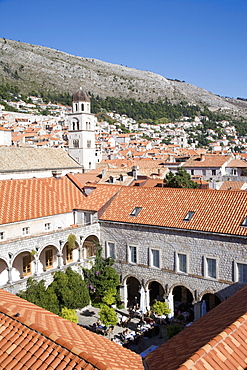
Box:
[1,38,247,119]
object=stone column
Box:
[78,246,83,262]
[57,252,63,269]
[123,282,128,308]
[7,267,12,284]
[167,292,174,319]
[33,257,39,276]
[145,289,150,311]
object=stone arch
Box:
[39,244,59,273]
[82,235,99,259]
[62,241,79,265]
[146,279,166,307]
[200,291,222,312]
[12,251,35,281]
[0,258,9,285]
[124,275,142,309]
[171,284,195,321]
[71,117,79,130]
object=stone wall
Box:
[100,221,247,302]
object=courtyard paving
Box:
[77,306,168,355]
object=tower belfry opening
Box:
[68,88,97,171]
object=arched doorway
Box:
[40,245,58,272]
[0,258,8,285]
[201,293,222,312]
[62,241,79,265]
[126,276,141,309]
[12,251,34,280]
[83,236,99,259]
[148,281,165,306]
[172,285,194,321]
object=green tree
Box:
[82,246,120,305]
[50,268,90,310]
[151,300,171,316]
[163,168,199,189]
[61,307,78,323]
[18,277,60,315]
[99,304,118,327]
[65,267,90,308]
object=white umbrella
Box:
[201,300,207,317]
[139,286,146,315]
[167,292,174,319]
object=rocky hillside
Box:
[0,38,246,117]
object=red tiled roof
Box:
[145,286,247,370]
[99,187,247,236]
[0,176,85,224]
[183,155,232,168]
[219,180,246,191]
[76,184,122,211]
[0,289,144,370]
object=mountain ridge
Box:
[0,38,246,118]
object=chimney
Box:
[52,170,62,179]
[200,154,205,161]
[102,169,106,178]
[132,166,139,180]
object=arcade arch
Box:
[0,258,8,285]
[201,292,222,312]
[82,235,99,259]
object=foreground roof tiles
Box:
[0,289,143,370]
[145,286,247,370]
[99,187,247,236]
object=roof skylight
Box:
[130,207,142,217]
[183,211,195,221]
[241,217,247,227]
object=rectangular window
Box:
[0,232,4,240]
[238,263,247,283]
[45,249,53,268]
[107,242,115,259]
[151,249,160,268]
[178,253,187,273]
[191,170,194,176]
[202,169,206,176]
[129,246,137,264]
[84,213,91,225]
[212,169,216,176]
[22,227,30,236]
[23,254,31,275]
[45,223,51,231]
[207,258,216,279]
[87,140,91,148]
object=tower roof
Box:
[72,88,90,102]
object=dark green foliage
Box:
[65,267,90,308]
[90,96,201,123]
[18,267,90,316]
[99,304,118,327]
[50,267,90,310]
[82,246,120,305]
[18,278,60,315]
[166,323,183,339]
[164,168,199,189]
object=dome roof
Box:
[72,88,90,102]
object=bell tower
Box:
[68,88,96,171]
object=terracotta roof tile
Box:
[0,289,143,370]
[99,186,247,236]
[145,286,247,370]
[0,175,85,224]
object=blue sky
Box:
[0,0,246,98]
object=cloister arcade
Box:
[0,234,99,287]
[122,275,222,321]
